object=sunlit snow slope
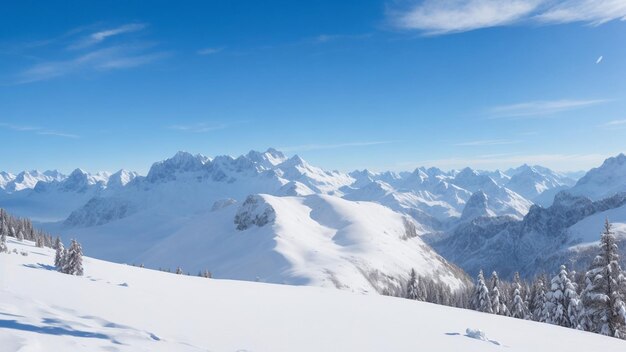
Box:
[73,194,468,293]
[1,239,623,352]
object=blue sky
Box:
[1,0,625,174]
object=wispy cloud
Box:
[389,0,626,35]
[16,44,168,84]
[312,33,373,43]
[0,122,79,138]
[454,139,520,146]
[535,0,626,25]
[36,130,80,138]
[197,47,224,55]
[599,119,626,127]
[69,23,147,49]
[279,141,396,152]
[168,122,231,133]
[12,23,166,84]
[487,99,607,118]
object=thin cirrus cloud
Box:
[168,122,231,133]
[599,119,626,127]
[16,45,169,84]
[279,141,396,152]
[197,47,224,55]
[68,23,147,49]
[487,99,607,118]
[312,33,373,43]
[0,123,79,139]
[14,23,167,84]
[454,139,520,146]
[389,0,626,35]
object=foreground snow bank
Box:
[0,239,623,351]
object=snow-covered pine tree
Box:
[511,287,527,319]
[35,235,44,248]
[472,270,493,313]
[580,220,626,338]
[54,240,65,268]
[0,231,7,253]
[62,239,84,276]
[16,230,24,241]
[530,276,548,322]
[490,271,509,316]
[406,268,419,300]
[545,265,579,328]
[176,267,183,275]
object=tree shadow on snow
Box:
[22,263,57,271]
[0,319,113,341]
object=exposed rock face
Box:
[65,197,135,227]
[234,195,276,230]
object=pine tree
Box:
[472,270,493,313]
[35,235,44,248]
[176,267,183,275]
[17,230,24,241]
[511,287,526,319]
[511,273,531,319]
[62,239,84,276]
[530,276,548,322]
[581,220,626,338]
[54,240,65,268]
[545,265,579,328]
[490,271,509,316]
[406,268,419,300]
[0,231,7,253]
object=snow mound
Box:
[465,328,486,341]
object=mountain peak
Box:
[245,148,288,168]
[461,190,494,221]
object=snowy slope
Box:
[54,194,469,293]
[1,239,623,352]
[568,153,626,200]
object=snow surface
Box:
[568,153,626,200]
[56,193,468,293]
[1,238,623,352]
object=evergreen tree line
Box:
[401,220,626,340]
[0,208,55,250]
[148,265,212,278]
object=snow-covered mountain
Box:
[504,164,576,201]
[0,149,575,226]
[567,153,626,200]
[53,192,469,293]
[2,149,625,286]
[0,169,65,192]
[3,239,622,352]
[432,191,626,279]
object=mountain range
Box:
[1,149,625,285]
